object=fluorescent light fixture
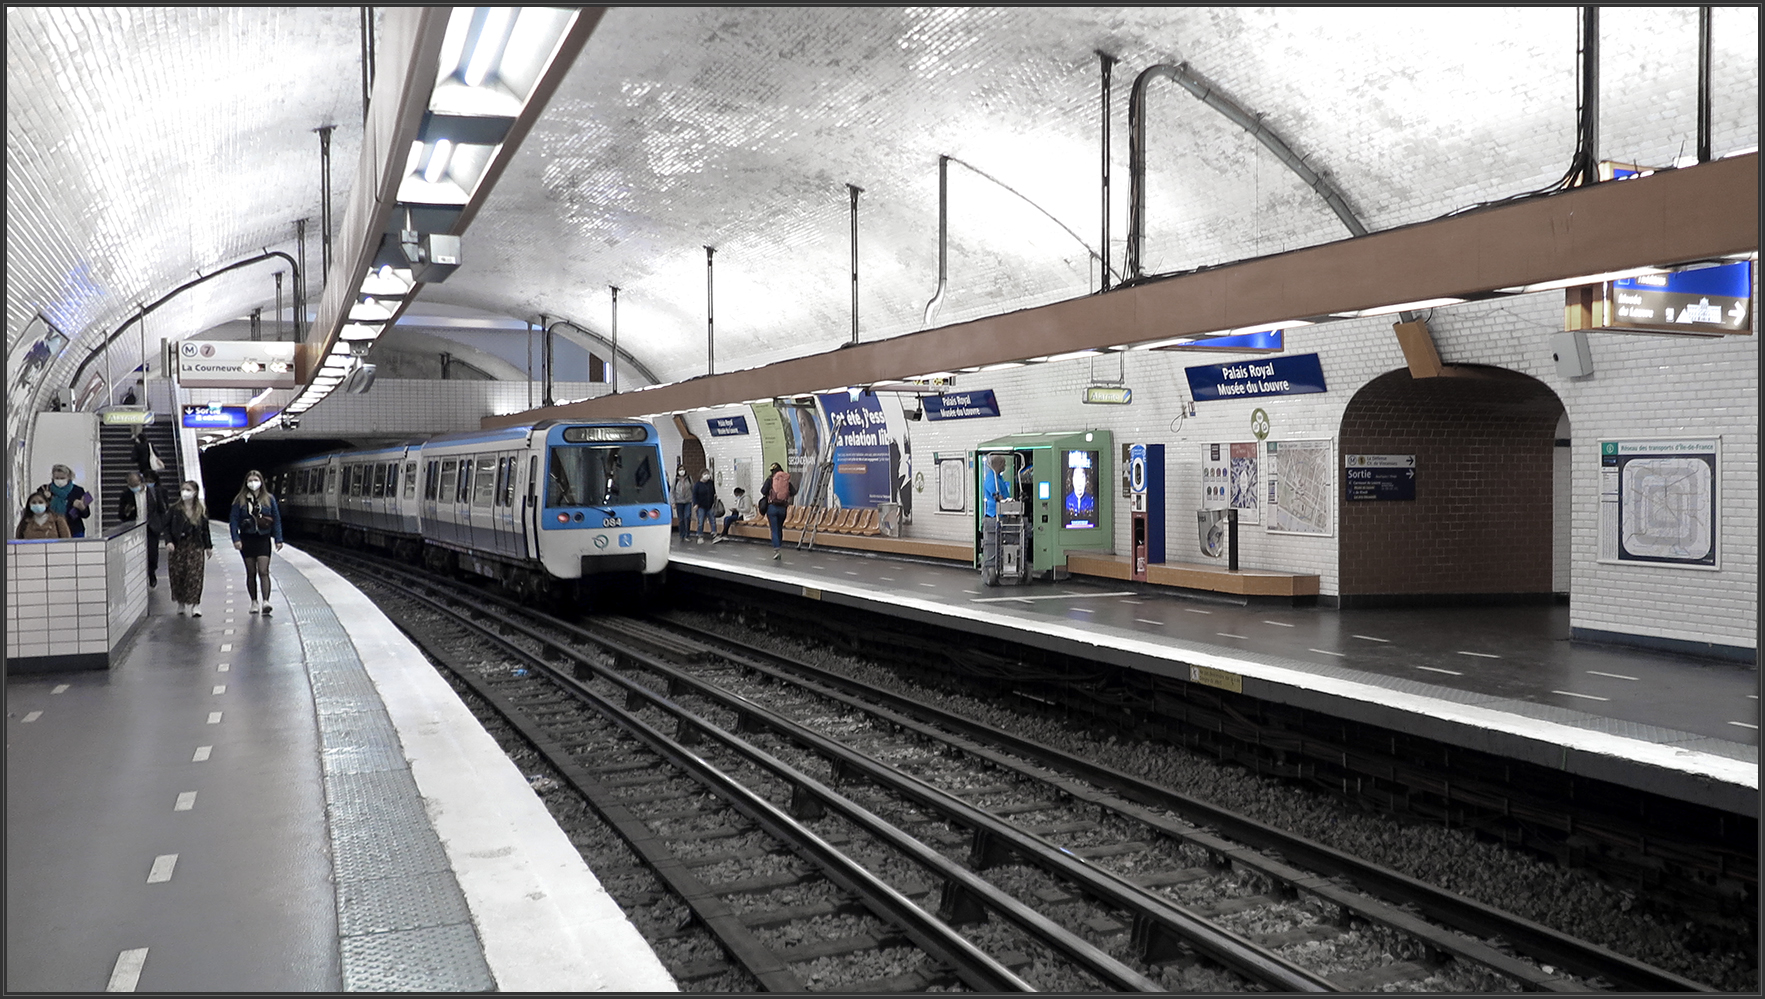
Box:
[361,265,414,297]
[1230,319,1311,335]
[423,139,454,184]
[1044,349,1102,363]
[351,298,397,322]
[1130,337,1195,351]
[1331,297,1466,319]
[979,362,1026,372]
[339,323,383,341]
[464,7,514,87]
[433,8,577,117]
[1496,266,1672,295]
[330,343,354,356]
[908,371,954,380]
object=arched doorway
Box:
[1338,366,1565,607]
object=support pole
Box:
[275,272,285,340]
[848,184,863,345]
[1697,6,1712,164]
[316,126,336,287]
[921,156,949,327]
[1098,51,1116,293]
[295,218,308,338]
[526,319,534,410]
[542,313,554,406]
[1579,6,1600,184]
[705,246,716,376]
[1228,508,1239,572]
[360,6,376,125]
[609,285,620,394]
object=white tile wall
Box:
[5,526,149,664]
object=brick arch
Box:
[1338,366,1564,606]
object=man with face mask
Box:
[117,471,169,586]
[38,464,92,538]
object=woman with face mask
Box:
[37,463,92,538]
[16,490,71,540]
[229,470,284,615]
[163,480,214,616]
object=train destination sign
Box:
[1185,353,1326,403]
[1344,453,1415,501]
[1605,261,1753,335]
[923,389,1000,421]
[708,415,750,436]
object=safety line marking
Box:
[1456,651,1501,659]
[1729,721,1758,730]
[878,576,895,581]
[192,746,212,762]
[1070,607,1094,614]
[223,629,235,635]
[1135,619,1165,626]
[217,664,230,672]
[962,590,981,594]
[1352,635,1390,643]
[146,854,178,883]
[1217,633,1248,640]
[212,685,226,695]
[106,948,148,992]
[52,684,68,694]
[21,711,42,723]
[207,712,222,724]
[845,571,859,576]
[919,583,939,588]
[1552,690,1609,701]
[1263,620,1295,627]
[1416,666,1463,676]
[1119,599,1143,605]
[219,644,233,652]
[1184,608,1212,615]
[1309,648,1346,657]
[1585,670,1639,681]
[971,591,1137,604]
[173,792,196,812]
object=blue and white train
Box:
[274,420,672,600]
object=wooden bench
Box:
[726,521,971,561]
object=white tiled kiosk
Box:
[6,523,149,672]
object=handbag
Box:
[148,444,166,473]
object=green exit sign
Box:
[1083,386,1132,405]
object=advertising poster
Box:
[1267,439,1333,536]
[817,392,894,508]
[779,399,822,492]
[1598,439,1719,568]
[1200,442,1260,524]
[1062,449,1100,529]
[750,402,789,481]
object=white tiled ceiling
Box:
[8,6,1758,409]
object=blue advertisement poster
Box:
[817,392,894,508]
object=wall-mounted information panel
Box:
[1599,438,1719,569]
[1266,439,1333,536]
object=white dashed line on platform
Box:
[51,684,68,694]
[1729,721,1759,730]
[1217,633,1248,640]
[192,746,212,762]
[845,571,859,576]
[1456,651,1501,659]
[1586,670,1639,681]
[1553,690,1609,701]
[878,576,895,581]
[1353,635,1390,643]
[1071,607,1094,614]
[106,948,148,992]
[919,583,939,588]
[1135,619,1165,626]
[1184,608,1212,615]
[1263,620,1295,627]
[1309,648,1346,657]
[963,590,981,594]
[219,644,233,652]
[223,629,235,635]
[21,711,42,723]
[1120,599,1143,605]
[173,792,196,812]
[206,712,222,724]
[971,591,1137,604]
[146,854,178,883]
[212,685,226,695]
[1416,666,1463,675]
[217,663,230,672]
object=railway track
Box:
[315,546,1717,993]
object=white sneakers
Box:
[249,599,261,614]
[176,603,187,616]
[261,601,272,615]
[191,605,202,618]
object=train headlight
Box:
[556,513,569,523]
[573,512,585,522]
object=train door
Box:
[468,455,494,552]
[402,459,420,535]
[435,458,459,546]
[521,453,540,561]
[495,452,519,557]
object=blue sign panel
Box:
[708,415,750,436]
[923,389,1000,421]
[1613,261,1751,300]
[1185,353,1327,403]
[1159,329,1284,352]
[1608,261,1753,333]
[181,404,249,429]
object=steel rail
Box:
[327,552,1043,992]
[651,612,1718,995]
[332,553,1336,993]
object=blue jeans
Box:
[720,512,741,535]
[693,506,716,537]
[675,502,691,535]
[767,504,787,548]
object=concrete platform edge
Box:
[673,554,1759,816]
[279,544,679,992]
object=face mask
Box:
[132,485,144,493]
[52,478,68,487]
[180,490,195,501]
[247,480,262,491]
[30,503,46,515]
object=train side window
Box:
[372,464,386,497]
[528,456,538,503]
[456,459,473,503]
[347,465,360,497]
[473,457,496,507]
[439,459,458,502]
[500,455,515,506]
[425,461,438,500]
[386,462,399,497]
[328,468,337,494]
[493,457,508,507]
[403,462,417,499]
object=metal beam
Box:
[483,153,1757,429]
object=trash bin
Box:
[878,502,902,537]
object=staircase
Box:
[98,420,183,533]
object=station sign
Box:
[100,408,155,426]
[923,389,1000,421]
[1603,261,1752,336]
[1083,386,1132,405]
[1185,353,1326,403]
[1345,453,1415,501]
[175,339,297,388]
[708,415,750,436]
[181,404,250,429]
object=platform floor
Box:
[6,532,676,993]
[674,536,1759,815]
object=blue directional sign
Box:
[708,415,750,436]
[923,389,1000,421]
[1607,261,1753,334]
[181,404,249,429]
[1344,454,1415,501]
[1186,353,1327,403]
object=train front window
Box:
[547,445,662,508]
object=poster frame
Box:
[1596,436,1721,571]
[1264,437,1335,537]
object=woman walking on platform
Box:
[164,480,213,616]
[229,470,284,615]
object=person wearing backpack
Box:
[762,463,796,561]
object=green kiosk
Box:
[972,430,1114,585]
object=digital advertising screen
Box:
[1062,449,1099,529]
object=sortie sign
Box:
[1185,353,1326,403]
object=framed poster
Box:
[1200,442,1260,525]
[1266,439,1333,536]
[1598,439,1719,569]
[935,452,969,513]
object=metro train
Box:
[273,419,672,600]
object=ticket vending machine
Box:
[1128,443,1165,581]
